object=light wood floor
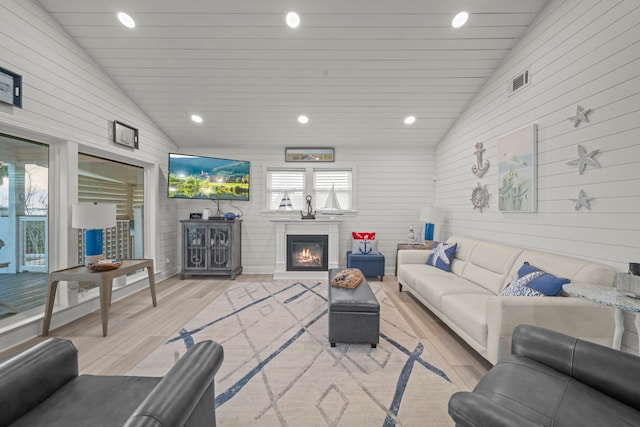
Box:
[0,274,491,391]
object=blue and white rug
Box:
[129,280,458,426]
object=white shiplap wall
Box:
[174,145,435,274]
[435,0,640,352]
[0,1,179,345]
[0,0,179,272]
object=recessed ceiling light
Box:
[452,11,469,28]
[298,115,309,124]
[404,116,416,125]
[286,12,300,28]
[191,115,203,123]
[117,12,136,29]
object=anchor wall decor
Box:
[471,142,490,178]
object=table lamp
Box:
[420,206,442,241]
[72,202,117,264]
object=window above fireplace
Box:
[264,166,356,213]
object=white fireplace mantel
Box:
[271,218,341,279]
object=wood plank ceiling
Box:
[36,0,549,150]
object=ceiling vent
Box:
[508,69,531,95]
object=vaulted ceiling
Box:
[36,0,549,150]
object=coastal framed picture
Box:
[0,66,22,108]
[285,147,334,162]
[113,120,139,149]
[497,124,537,212]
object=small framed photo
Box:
[285,147,334,162]
[113,120,139,149]
[0,66,22,108]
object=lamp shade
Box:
[72,203,117,229]
[419,206,442,223]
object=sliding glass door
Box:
[0,134,49,319]
[77,153,145,264]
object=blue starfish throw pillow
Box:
[516,262,570,296]
[500,271,546,297]
[426,241,457,272]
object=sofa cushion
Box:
[426,241,457,272]
[440,293,492,347]
[446,236,478,276]
[412,274,493,311]
[516,262,570,296]
[459,241,523,295]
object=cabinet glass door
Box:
[208,227,230,269]
[185,226,208,270]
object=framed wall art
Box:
[113,120,139,149]
[285,147,334,162]
[0,66,22,108]
[497,124,537,212]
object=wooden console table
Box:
[43,259,157,337]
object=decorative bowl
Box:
[87,260,123,271]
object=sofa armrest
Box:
[124,340,224,427]
[485,296,614,364]
[397,249,431,265]
[448,391,544,427]
[0,338,78,426]
[512,325,640,412]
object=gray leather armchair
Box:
[0,338,223,426]
[448,324,640,427]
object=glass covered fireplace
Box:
[287,235,329,271]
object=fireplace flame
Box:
[295,246,321,266]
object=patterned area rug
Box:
[129,280,458,426]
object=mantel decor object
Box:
[300,195,316,219]
[319,183,343,217]
[278,190,294,211]
[113,120,139,149]
[0,66,22,108]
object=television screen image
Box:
[168,153,250,200]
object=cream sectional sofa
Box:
[397,235,616,364]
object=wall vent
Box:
[508,69,531,95]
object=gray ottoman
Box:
[328,268,380,348]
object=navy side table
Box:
[346,251,385,280]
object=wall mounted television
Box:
[168,153,250,201]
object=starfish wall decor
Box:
[568,105,593,127]
[570,189,594,211]
[566,144,601,175]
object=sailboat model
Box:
[278,190,294,210]
[320,184,343,217]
